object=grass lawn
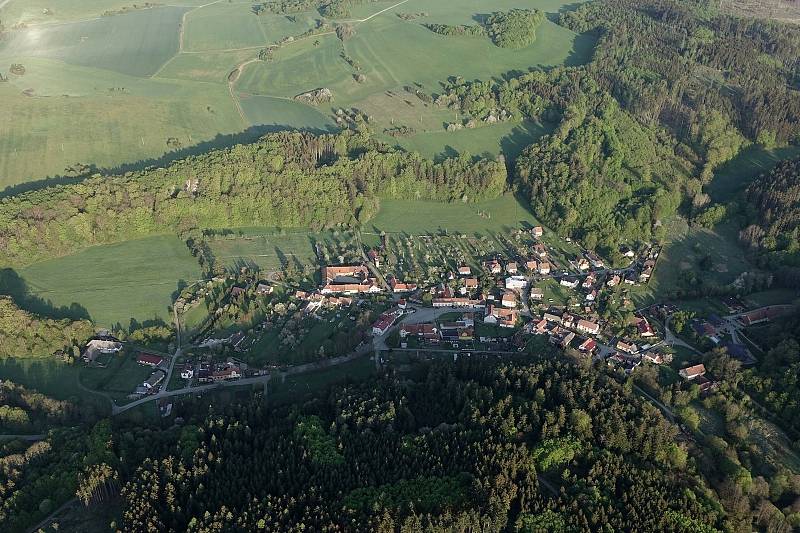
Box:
[206,227,332,272]
[267,355,376,405]
[79,351,157,400]
[0,7,188,77]
[18,235,202,327]
[387,120,552,161]
[535,278,576,307]
[744,289,800,308]
[366,194,540,236]
[0,63,244,190]
[0,357,111,415]
[0,0,204,25]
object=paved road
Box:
[663,316,700,353]
[372,306,481,351]
[113,346,373,415]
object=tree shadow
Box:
[0,268,91,321]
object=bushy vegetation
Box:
[0,297,94,359]
[116,357,724,531]
[424,9,544,49]
[424,23,486,38]
[485,9,545,49]
[0,131,506,268]
[742,313,800,434]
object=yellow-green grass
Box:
[182,1,269,52]
[238,94,338,131]
[236,2,592,105]
[156,49,258,84]
[707,144,800,203]
[18,235,202,327]
[630,218,757,306]
[0,61,244,189]
[183,3,320,52]
[0,6,187,77]
[365,194,539,235]
[206,228,331,271]
[0,0,204,26]
[386,120,552,161]
[79,351,155,400]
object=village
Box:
[74,223,796,414]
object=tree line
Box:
[0,131,506,269]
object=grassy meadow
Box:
[0,0,590,188]
[366,194,540,235]
[18,235,202,327]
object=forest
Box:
[0,297,94,359]
[741,158,800,258]
[742,312,800,436]
[113,357,724,532]
[0,131,506,268]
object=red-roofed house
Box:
[137,353,164,367]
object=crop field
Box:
[0,0,590,188]
[18,235,202,327]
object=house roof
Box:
[138,353,164,365]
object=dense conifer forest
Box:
[113,358,723,531]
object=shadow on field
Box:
[0,124,339,199]
[0,268,91,321]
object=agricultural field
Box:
[0,0,590,188]
[17,235,202,327]
[366,194,540,236]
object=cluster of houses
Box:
[179,358,245,384]
[398,312,477,348]
[320,265,383,295]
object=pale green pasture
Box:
[19,235,202,327]
[0,6,187,77]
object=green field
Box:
[206,228,334,271]
[366,194,539,235]
[0,0,590,188]
[18,235,202,327]
[0,7,187,77]
[387,120,552,161]
[79,351,155,400]
[267,355,376,404]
